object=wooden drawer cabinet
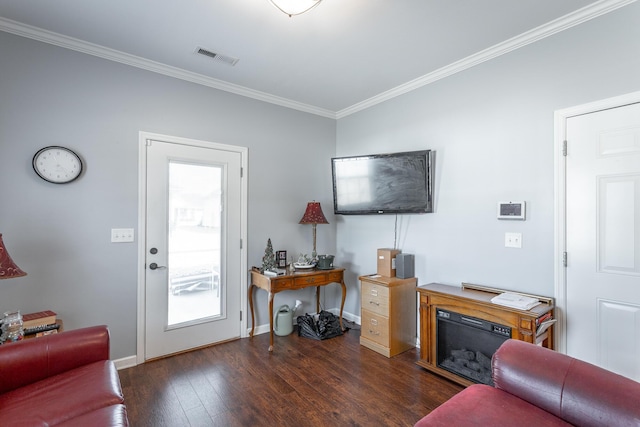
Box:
[359,275,417,358]
[361,310,390,346]
[362,281,390,316]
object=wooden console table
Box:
[416,283,555,387]
[249,268,347,351]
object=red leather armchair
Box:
[0,325,128,426]
[415,339,640,426]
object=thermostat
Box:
[497,201,525,220]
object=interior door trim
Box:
[553,90,640,355]
[136,131,248,365]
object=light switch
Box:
[505,232,522,248]
[111,228,135,243]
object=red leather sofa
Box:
[0,325,128,426]
[415,339,640,426]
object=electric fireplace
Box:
[416,283,555,387]
[436,308,511,385]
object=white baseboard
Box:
[114,355,137,370]
[333,308,361,325]
[246,309,360,336]
[116,309,362,369]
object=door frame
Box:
[136,131,248,365]
[554,90,640,354]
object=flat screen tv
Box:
[331,150,434,215]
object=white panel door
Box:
[565,102,640,380]
[144,138,243,360]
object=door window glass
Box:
[167,162,222,326]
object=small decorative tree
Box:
[262,238,276,272]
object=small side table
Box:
[249,268,347,351]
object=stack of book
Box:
[22,310,59,338]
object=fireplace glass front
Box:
[436,309,511,385]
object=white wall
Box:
[2,2,639,359]
[334,2,640,316]
[0,31,336,359]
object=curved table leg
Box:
[268,291,275,352]
[339,279,347,331]
[316,286,321,313]
[248,284,256,337]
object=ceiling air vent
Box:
[195,47,239,66]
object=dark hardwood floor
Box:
[118,326,463,426]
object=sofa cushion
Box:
[414,384,572,427]
[0,360,124,426]
[57,404,129,427]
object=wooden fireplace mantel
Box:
[416,282,555,387]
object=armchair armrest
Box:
[492,339,571,416]
[0,325,110,394]
[492,339,640,426]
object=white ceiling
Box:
[0,0,632,118]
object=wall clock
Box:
[32,146,83,184]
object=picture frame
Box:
[276,250,287,268]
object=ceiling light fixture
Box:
[268,0,322,17]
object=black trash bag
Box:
[317,310,343,340]
[297,310,343,341]
[296,313,320,340]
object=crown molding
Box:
[335,0,637,119]
[0,0,634,120]
[0,16,336,119]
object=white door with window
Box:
[560,97,640,381]
[139,134,246,360]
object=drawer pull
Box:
[370,289,378,297]
[370,318,378,326]
[369,300,380,306]
[368,329,380,336]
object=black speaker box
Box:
[396,253,415,279]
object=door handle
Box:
[149,263,167,270]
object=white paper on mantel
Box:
[491,292,541,310]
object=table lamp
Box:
[0,233,27,280]
[299,201,329,261]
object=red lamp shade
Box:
[299,202,329,260]
[299,202,329,225]
[0,234,26,279]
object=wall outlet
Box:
[505,232,522,248]
[111,228,135,243]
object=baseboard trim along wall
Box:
[114,309,361,369]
